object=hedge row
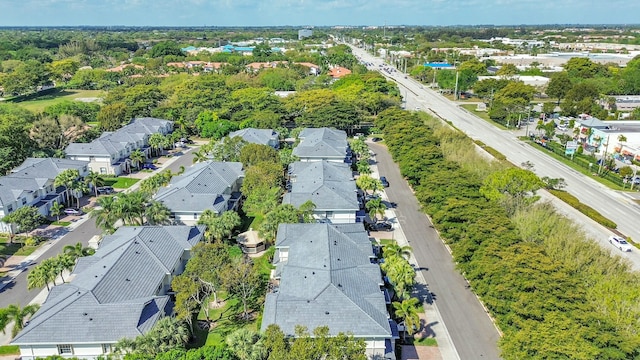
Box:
[549,189,617,229]
[374,108,638,359]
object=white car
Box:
[609,235,632,252]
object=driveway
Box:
[369,141,502,360]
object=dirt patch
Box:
[210,299,226,309]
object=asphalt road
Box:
[0,150,196,309]
[370,142,502,359]
[352,46,640,266]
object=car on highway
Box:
[96,186,114,195]
[365,221,393,232]
[609,235,632,252]
[64,208,83,216]
[380,176,389,187]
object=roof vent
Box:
[89,318,93,321]
[83,313,88,316]
[325,311,330,315]
[338,283,342,287]
[126,278,131,281]
[337,258,341,261]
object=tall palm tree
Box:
[129,149,146,170]
[50,201,63,221]
[383,242,412,260]
[70,180,88,209]
[148,133,169,157]
[27,263,53,291]
[145,200,171,225]
[84,171,105,197]
[117,191,149,225]
[63,242,95,261]
[192,148,210,164]
[0,304,40,338]
[392,297,421,341]
[91,195,119,233]
[53,254,76,283]
[54,169,80,206]
[365,197,387,222]
[198,210,241,242]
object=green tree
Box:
[496,64,519,76]
[1,206,45,244]
[27,259,56,291]
[149,41,185,58]
[355,175,382,194]
[84,171,105,197]
[226,328,266,360]
[148,133,169,157]
[145,200,171,225]
[90,195,119,233]
[383,242,412,260]
[129,149,146,170]
[221,258,263,320]
[393,297,421,341]
[243,186,282,217]
[97,102,128,131]
[546,71,573,104]
[480,167,543,214]
[239,143,279,168]
[0,304,40,338]
[259,204,300,243]
[198,210,242,242]
[63,242,95,261]
[241,161,283,198]
[211,136,248,162]
[50,201,63,222]
[365,197,387,222]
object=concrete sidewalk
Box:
[368,150,460,360]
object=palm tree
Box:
[198,210,241,242]
[365,197,387,222]
[129,149,146,170]
[356,175,382,195]
[392,297,421,341]
[226,328,267,360]
[145,200,171,225]
[70,180,88,209]
[53,254,76,283]
[356,159,372,175]
[63,242,95,261]
[50,201,63,222]
[90,195,119,233]
[383,242,412,260]
[0,304,40,338]
[192,148,210,164]
[27,263,53,291]
[84,171,105,197]
[148,133,169,157]
[54,169,80,206]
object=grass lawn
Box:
[240,213,264,233]
[9,89,104,113]
[103,177,140,189]
[51,221,71,226]
[0,237,38,257]
[412,337,438,346]
[379,239,396,246]
[459,104,509,130]
[0,345,19,355]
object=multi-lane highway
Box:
[351,45,640,248]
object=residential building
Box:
[283,161,360,224]
[262,223,396,359]
[154,161,244,224]
[12,225,205,360]
[601,95,640,112]
[105,64,144,72]
[0,158,89,232]
[65,118,173,176]
[293,128,351,163]
[327,66,352,79]
[296,62,320,75]
[298,29,313,40]
[229,128,279,148]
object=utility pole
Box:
[598,134,611,175]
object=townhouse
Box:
[65,118,173,176]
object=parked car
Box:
[371,137,382,142]
[609,235,632,252]
[142,163,158,170]
[365,221,393,232]
[64,208,83,216]
[380,176,389,187]
[96,186,114,195]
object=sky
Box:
[0,0,638,27]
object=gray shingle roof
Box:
[11,158,88,179]
[229,128,278,146]
[261,223,391,338]
[12,225,204,345]
[283,161,358,211]
[0,177,48,208]
[292,128,349,159]
[65,117,172,157]
[155,161,243,215]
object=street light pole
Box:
[453,70,459,100]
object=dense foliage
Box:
[375,109,640,359]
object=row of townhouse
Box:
[0,158,89,233]
[12,225,206,360]
[285,128,362,223]
[165,61,321,76]
[65,118,173,176]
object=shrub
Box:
[549,189,617,228]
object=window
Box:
[21,198,27,205]
[194,213,198,219]
[102,344,112,354]
[325,211,333,218]
[6,205,13,212]
[100,167,107,174]
[58,344,74,355]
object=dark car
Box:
[371,137,382,142]
[142,163,158,170]
[380,176,389,187]
[96,186,114,195]
[365,221,393,232]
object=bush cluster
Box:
[549,189,617,228]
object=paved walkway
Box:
[367,147,457,360]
